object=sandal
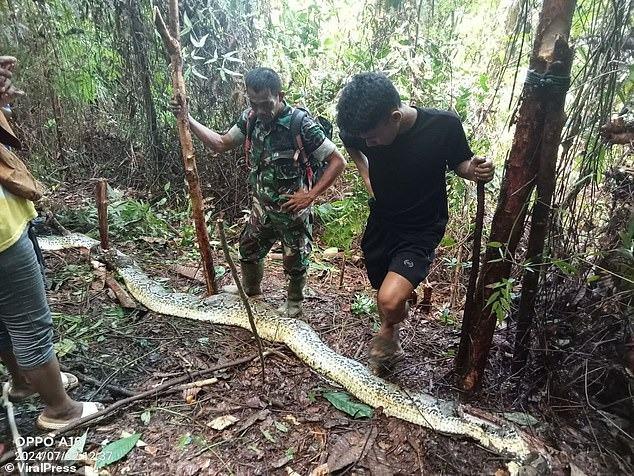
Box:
[36,401,105,431]
[3,371,80,402]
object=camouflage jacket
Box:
[227,104,336,210]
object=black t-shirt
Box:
[341,107,473,245]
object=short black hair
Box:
[244,67,282,95]
[336,72,402,135]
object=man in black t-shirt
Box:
[336,73,494,375]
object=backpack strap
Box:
[244,109,257,167]
[290,109,315,189]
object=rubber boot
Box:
[222,260,263,296]
[242,260,264,296]
[279,273,306,318]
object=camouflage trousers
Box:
[239,197,312,277]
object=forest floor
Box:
[0,187,632,475]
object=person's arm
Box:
[346,146,373,197]
[454,156,495,182]
[188,114,239,153]
[280,149,346,213]
[0,56,24,108]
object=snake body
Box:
[39,233,535,464]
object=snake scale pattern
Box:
[38,233,536,466]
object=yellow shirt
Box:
[0,182,37,252]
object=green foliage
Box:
[315,170,369,251]
[351,293,377,315]
[57,191,171,241]
[484,278,517,323]
[322,390,373,419]
[95,433,141,469]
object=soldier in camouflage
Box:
[177,67,346,318]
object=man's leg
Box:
[368,248,435,374]
[0,230,83,420]
[0,348,31,398]
[375,271,415,344]
[278,211,312,318]
[237,199,276,296]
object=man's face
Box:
[358,110,401,147]
[246,87,284,124]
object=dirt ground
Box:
[0,204,632,475]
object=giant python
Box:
[38,232,550,471]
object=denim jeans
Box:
[0,228,54,368]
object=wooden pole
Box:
[95,178,109,250]
[217,219,266,384]
[456,181,485,369]
[154,1,217,294]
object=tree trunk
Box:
[512,35,574,372]
[455,0,576,392]
[129,0,161,163]
[154,1,217,295]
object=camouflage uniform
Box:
[227,104,336,278]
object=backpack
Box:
[244,107,333,190]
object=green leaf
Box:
[274,421,288,433]
[323,391,373,419]
[191,67,208,80]
[485,291,500,308]
[487,241,503,248]
[183,11,193,30]
[176,433,192,449]
[552,259,576,275]
[95,433,141,469]
[140,410,151,425]
[191,33,209,48]
[503,412,539,427]
[63,430,87,461]
[54,338,77,358]
[261,428,276,443]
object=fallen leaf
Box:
[323,391,373,419]
[261,428,276,443]
[310,464,329,476]
[183,387,202,404]
[502,412,540,427]
[208,414,238,430]
[95,433,141,469]
[120,431,146,447]
[283,414,300,426]
[271,454,293,469]
[144,445,158,457]
[236,409,270,434]
[326,427,378,473]
[274,421,289,433]
[322,247,339,259]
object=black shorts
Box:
[361,212,440,289]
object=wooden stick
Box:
[0,352,266,464]
[59,365,136,397]
[216,218,266,385]
[338,253,346,288]
[154,2,217,295]
[456,181,485,372]
[104,275,137,309]
[95,178,109,250]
